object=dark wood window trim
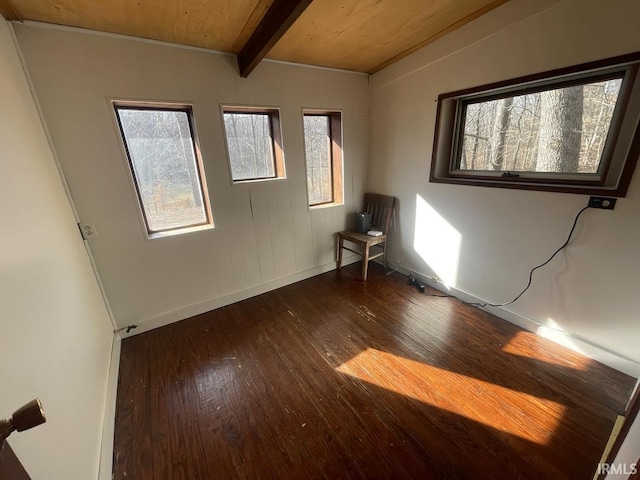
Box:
[113,101,214,238]
[221,106,286,183]
[430,51,640,197]
[303,110,344,208]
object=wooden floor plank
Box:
[113,335,154,479]
[113,263,636,479]
[241,296,422,478]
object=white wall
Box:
[369,0,640,375]
[14,24,370,332]
[0,20,114,480]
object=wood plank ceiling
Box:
[1,0,509,74]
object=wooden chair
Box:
[337,192,396,281]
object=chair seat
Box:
[337,230,389,281]
[337,230,387,247]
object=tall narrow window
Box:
[114,103,212,237]
[221,106,285,182]
[303,111,343,207]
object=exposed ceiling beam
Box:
[237,0,313,78]
[231,0,274,54]
[0,0,21,21]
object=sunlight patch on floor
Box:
[502,330,590,370]
[336,348,566,445]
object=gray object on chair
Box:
[355,212,372,233]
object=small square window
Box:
[303,111,343,207]
[221,107,285,182]
[114,103,213,237]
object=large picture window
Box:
[114,103,213,237]
[430,52,640,196]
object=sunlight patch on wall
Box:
[502,330,589,371]
[414,195,461,287]
[536,318,585,357]
[336,348,565,445]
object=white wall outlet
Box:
[78,221,98,240]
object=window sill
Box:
[147,223,214,240]
[429,174,632,196]
[231,176,287,185]
[309,201,344,211]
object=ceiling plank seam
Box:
[368,0,510,74]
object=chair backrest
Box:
[362,192,396,234]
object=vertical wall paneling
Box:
[265,183,286,278]
[310,209,325,265]
[276,180,298,275]
[232,184,263,287]
[14,24,370,328]
[249,182,277,283]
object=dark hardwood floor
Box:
[113,263,635,479]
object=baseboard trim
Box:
[404,267,640,378]
[98,331,121,480]
[118,254,640,377]
[122,256,361,338]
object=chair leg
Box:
[382,241,388,269]
[362,243,370,281]
[337,236,344,269]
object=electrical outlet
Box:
[78,221,98,239]
[588,196,617,210]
